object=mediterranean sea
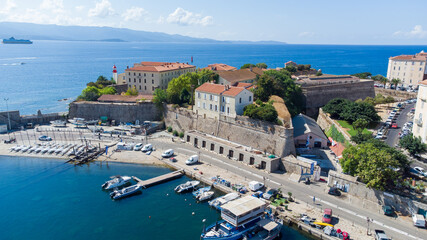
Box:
[1,41,426,114]
[0,156,312,240]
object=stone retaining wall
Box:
[69,101,161,124]
[164,105,295,157]
[316,108,352,142]
[375,88,417,100]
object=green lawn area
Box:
[337,120,371,137]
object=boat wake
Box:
[1,62,25,66]
[0,57,36,60]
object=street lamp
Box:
[4,98,11,132]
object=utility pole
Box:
[4,98,11,133]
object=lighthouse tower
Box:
[112,65,118,83]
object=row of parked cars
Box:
[399,121,413,139]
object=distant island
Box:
[0,22,287,44]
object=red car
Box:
[391,123,398,129]
[322,208,332,224]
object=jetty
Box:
[132,170,184,188]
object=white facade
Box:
[387,51,427,87]
[194,83,253,119]
[413,81,427,142]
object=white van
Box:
[248,181,264,191]
[134,143,143,151]
[162,149,174,158]
[185,155,199,165]
[412,214,426,228]
[141,144,153,152]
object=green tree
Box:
[351,72,372,79]
[371,75,388,88]
[256,63,268,69]
[167,74,191,104]
[78,86,100,101]
[285,65,297,73]
[391,78,401,90]
[243,102,278,123]
[240,63,256,69]
[153,88,168,109]
[323,98,352,119]
[99,86,116,95]
[351,133,373,144]
[353,118,369,134]
[341,142,401,190]
[125,86,138,96]
[179,88,191,104]
[399,134,427,155]
[198,69,219,84]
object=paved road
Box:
[150,138,426,240]
[385,103,415,147]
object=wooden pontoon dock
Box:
[132,170,184,188]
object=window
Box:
[239,98,242,104]
[222,96,225,102]
[198,92,201,98]
[393,66,395,70]
[226,97,230,103]
[249,96,252,102]
[144,79,146,83]
[134,78,136,82]
[134,72,135,76]
[145,86,147,90]
[128,72,130,76]
[210,104,212,110]
[420,68,423,71]
[215,105,218,111]
[412,62,415,65]
[144,73,146,77]
[214,96,218,102]
[197,102,200,107]
[152,74,154,77]
[139,86,141,90]
[221,106,225,112]
[227,107,230,114]
[139,79,141,83]
[139,73,141,76]
[128,78,131,82]
[398,67,400,70]
[209,94,213,101]
[203,103,206,109]
[152,80,154,84]
[152,86,154,91]
[204,94,207,99]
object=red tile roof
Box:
[328,137,345,158]
[125,62,195,72]
[218,68,263,84]
[195,83,247,97]
[97,94,153,103]
[390,54,427,61]
[203,63,237,71]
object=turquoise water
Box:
[0,41,426,114]
[0,156,312,240]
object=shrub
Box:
[179,132,184,138]
[173,130,178,136]
[167,126,173,132]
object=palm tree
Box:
[391,78,401,90]
[379,77,388,89]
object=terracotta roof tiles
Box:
[125,62,195,72]
[195,83,247,97]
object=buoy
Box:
[149,216,151,219]
[192,212,195,215]
[185,199,187,201]
[202,219,206,223]
[166,194,169,196]
[189,203,191,206]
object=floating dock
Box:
[133,170,184,188]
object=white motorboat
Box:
[41,147,49,154]
[209,192,240,210]
[110,184,142,200]
[21,146,31,152]
[48,147,57,154]
[34,147,42,153]
[102,175,132,190]
[28,146,37,153]
[174,181,200,193]
[14,145,24,152]
[9,145,19,151]
[55,147,64,154]
[197,191,215,201]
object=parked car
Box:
[412,214,426,228]
[322,208,333,224]
[375,229,390,240]
[38,135,52,141]
[328,187,341,196]
[133,143,143,151]
[382,205,394,216]
[391,123,398,129]
[185,155,199,165]
[141,144,153,152]
[248,181,264,191]
[375,133,383,139]
[413,167,427,177]
[161,149,174,158]
[263,188,279,200]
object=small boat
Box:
[110,184,141,200]
[197,191,215,201]
[243,217,283,240]
[2,37,33,44]
[209,192,240,210]
[193,186,212,197]
[34,147,42,153]
[48,147,57,154]
[102,175,132,190]
[9,145,19,151]
[41,147,49,154]
[21,146,31,152]
[175,181,200,193]
[50,120,66,127]
[28,146,37,153]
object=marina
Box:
[132,169,184,188]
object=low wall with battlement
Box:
[164,105,295,157]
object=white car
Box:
[162,149,174,158]
[375,133,383,139]
[185,155,199,165]
[134,143,143,151]
[414,167,427,177]
[141,144,153,152]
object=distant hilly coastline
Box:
[0,22,286,44]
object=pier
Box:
[132,170,184,188]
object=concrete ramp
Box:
[289,173,302,183]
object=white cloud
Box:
[75,5,85,11]
[0,0,16,14]
[88,0,115,18]
[299,32,315,38]
[393,25,427,38]
[40,0,64,13]
[166,7,213,26]
[122,7,147,22]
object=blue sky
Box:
[0,0,426,44]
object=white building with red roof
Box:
[194,83,254,118]
[125,61,196,94]
[413,80,427,143]
[387,50,427,87]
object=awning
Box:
[257,219,278,231]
